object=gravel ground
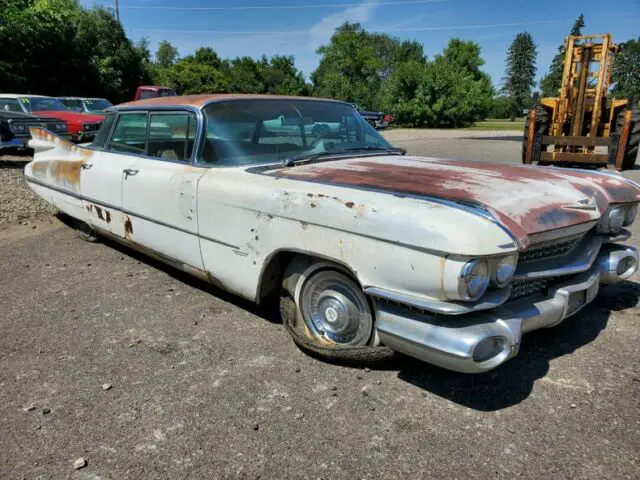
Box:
[1,130,639,479]
[0,157,56,224]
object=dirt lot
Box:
[1,129,639,479]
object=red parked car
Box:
[134,85,177,101]
[0,94,104,142]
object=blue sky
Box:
[83,0,639,88]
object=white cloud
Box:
[308,1,379,51]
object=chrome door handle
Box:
[123,168,139,178]
[81,163,93,170]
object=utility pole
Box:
[115,0,120,22]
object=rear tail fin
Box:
[28,127,91,159]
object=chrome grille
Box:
[519,236,582,263]
[509,279,548,300]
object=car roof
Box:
[116,94,348,110]
[58,97,107,101]
[0,94,50,99]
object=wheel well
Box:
[255,250,361,305]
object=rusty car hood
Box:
[267,156,640,247]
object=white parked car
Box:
[24,94,640,373]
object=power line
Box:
[99,0,447,11]
[130,20,560,35]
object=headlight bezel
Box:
[493,253,519,287]
[624,203,638,226]
[598,206,625,234]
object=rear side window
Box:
[107,113,148,154]
[139,90,155,100]
[148,112,197,162]
[91,113,116,149]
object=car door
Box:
[120,110,206,271]
[80,112,140,238]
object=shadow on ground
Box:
[395,281,638,411]
[57,215,639,412]
[459,135,523,142]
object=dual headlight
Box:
[598,204,638,234]
[443,254,518,301]
[52,122,67,133]
[10,123,27,134]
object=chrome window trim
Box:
[106,110,150,157]
[94,107,203,166]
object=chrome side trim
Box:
[24,176,239,250]
[513,235,602,280]
[365,285,512,316]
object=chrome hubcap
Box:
[300,270,373,346]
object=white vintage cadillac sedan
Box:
[24,94,640,373]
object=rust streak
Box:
[95,206,105,221]
[50,160,83,186]
[124,216,133,240]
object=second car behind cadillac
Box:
[0,94,103,142]
[23,94,640,374]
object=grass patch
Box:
[466,118,525,131]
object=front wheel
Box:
[280,258,394,364]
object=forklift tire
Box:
[616,106,640,170]
[522,106,550,164]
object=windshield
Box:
[200,99,392,166]
[84,99,113,112]
[0,98,24,113]
[20,97,68,112]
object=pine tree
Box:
[539,14,585,97]
[502,32,537,118]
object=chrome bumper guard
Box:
[375,244,638,373]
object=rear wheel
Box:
[280,257,394,364]
[616,106,640,170]
[522,106,550,164]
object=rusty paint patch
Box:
[270,157,640,244]
[310,202,317,208]
[50,160,83,186]
[95,205,105,221]
[344,201,355,209]
[31,162,49,178]
[124,215,133,240]
[105,210,111,223]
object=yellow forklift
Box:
[523,34,639,170]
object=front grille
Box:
[519,236,583,263]
[509,279,549,300]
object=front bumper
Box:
[375,244,638,373]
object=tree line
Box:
[1,1,638,127]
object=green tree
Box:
[155,40,179,68]
[163,61,228,94]
[488,96,514,119]
[502,32,537,118]
[612,38,640,101]
[380,38,493,127]
[0,0,148,102]
[312,22,423,109]
[539,14,585,97]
